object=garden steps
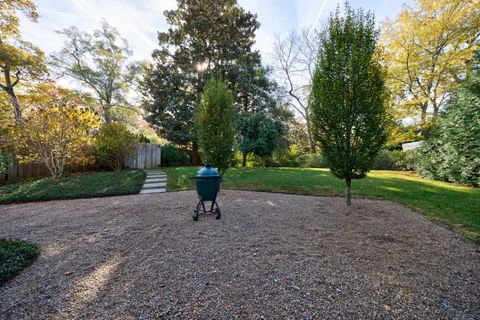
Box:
[140,171,167,194]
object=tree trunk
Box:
[305,116,316,153]
[432,100,439,120]
[242,153,247,168]
[103,103,113,123]
[191,141,201,166]
[420,102,428,132]
[308,136,316,153]
[345,177,352,206]
[2,66,22,121]
[8,88,22,121]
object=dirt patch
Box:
[0,190,478,319]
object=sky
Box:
[20,0,414,67]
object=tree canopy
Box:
[238,112,285,162]
[50,21,140,123]
[381,0,479,129]
[0,0,46,120]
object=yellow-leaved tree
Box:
[12,83,101,178]
[381,0,479,130]
[0,0,46,120]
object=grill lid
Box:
[196,164,219,177]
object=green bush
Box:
[417,70,480,186]
[393,150,418,171]
[0,149,11,176]
[272,145,303,167]
[299,152,329,168]
[372,149,419,170]
[161,145,190,167]
[372,149,397,170]
[94,123,136,171]
[0,238,40,285]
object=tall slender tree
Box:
[196,78,235,175]
[311,4,388,206]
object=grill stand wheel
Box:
[193,197,221,221]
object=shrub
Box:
[372,149,419,170]
[0,149,11,176]
[161,145,190,167]
[372,149,397,170]
[272,145,303,167]
[417,69,480,186]
[0,238,40,285]
[393,150,418,171]
[94,123,136,171]
[300,152,329,168]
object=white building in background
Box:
[402,140,423,150]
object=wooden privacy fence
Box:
[125,143,161,169]
[1,143,161,182]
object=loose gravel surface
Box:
[0,190,479,319]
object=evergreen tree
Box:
[310,4,388,206]
[196,78,235,175]
[418,53,480,186]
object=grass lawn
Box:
[163,167,480,242]
[0,169,145,204]
[0,238,40,285]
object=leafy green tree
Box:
[94,123,136,171]
[0,0,46,120]
[142,0,265,164]
[50,21,140,123]
[196,78,235,175]
[418,58,480,186]
[310,4,388,206]
[238,112,285,166]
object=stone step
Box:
[143,182,167,188]
[147,174,166,178]
[145,179,167,183]
[140,188,166,194]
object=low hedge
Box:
[0,238,40,285]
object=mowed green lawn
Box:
[0,169,145,204]
[162,167,480,242]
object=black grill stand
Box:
[193,197,221,221]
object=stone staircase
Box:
[140,171,167,194]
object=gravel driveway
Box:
[0,190,479,319]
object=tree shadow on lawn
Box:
[359,174,480,241]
